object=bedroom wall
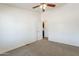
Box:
[0,4,40,54]
[46,3,79,47]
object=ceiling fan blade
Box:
[47,4,56,7]
[32,5,40,9]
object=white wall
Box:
[46,4,79,47]
[0,4,40,54]
[36,13,42,40]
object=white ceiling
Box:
[0,3,66,12]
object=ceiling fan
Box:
[32,3,56,12]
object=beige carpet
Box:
[0,39,79,56]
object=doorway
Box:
[42,21,48,40]
[42,22,44,39]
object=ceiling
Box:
[0,3,66,12]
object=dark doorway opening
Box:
[42,22,44,39]
[42,21,48,40]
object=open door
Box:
[42,21,48,40]
[42,22,45,39]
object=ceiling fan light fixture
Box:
[40,4,47,9]
[43,4,47,9]
[39,4,47,12]
[32,3,56,12]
